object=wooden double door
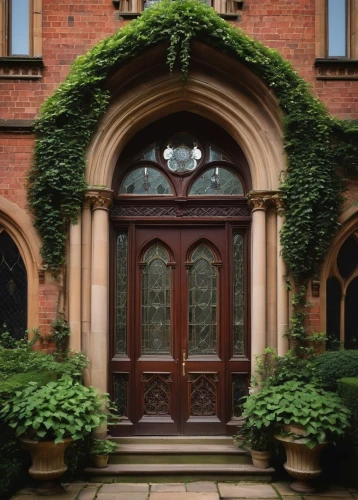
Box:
[110,223,250,435]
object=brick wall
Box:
[1,0,357,340]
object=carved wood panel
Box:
[188,373,219,416]
[141,373,173,416]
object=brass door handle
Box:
[182,350,186,376]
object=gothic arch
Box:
[320,206,358,334]
[0,196,42,333]
[86,42,284,191]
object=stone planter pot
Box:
[91,454,109,468]
[275,433,327,493]
[20,437,73,481]
[250,449,271,469]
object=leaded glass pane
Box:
[163,133,201,172]
[142,244,171,355]
[119,167,173,195]
[233,233,245,355]
[0,232,27,340]
[114,373,128,417]
[189,167,243,195]
[188,245,217,355]
[232,374,247,417]
[116,233,128,354]
[209,146,230,162]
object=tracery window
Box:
[326,233,358,349]
[0,231,27,340]
[116,132,246,199]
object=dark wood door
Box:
[110,222,250,435]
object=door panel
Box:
[110,223,250,436]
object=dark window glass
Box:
[0,232,27,340]
[326,276,341,349]
[189,167,243,196]
[10,0,30,56]
[328,0,347,57]
[337,235,358,280]
[345,278,358,349]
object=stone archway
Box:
[66,42,289,405]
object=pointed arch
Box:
[0,196,42,333]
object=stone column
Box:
[274,195,289,356]
[81,197,92,386]
[88,189,113,439]
[69,220,82,352]
[248,192,269,373]
[266,207,277,350]
[88,189,113,395]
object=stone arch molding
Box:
[86,42,284,190]
[0,196,42,331]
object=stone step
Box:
[111,436,235,445]
[109,443,249,465]
[85,463,274,483]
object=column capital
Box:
[247,190,275,212]
[272,193,285,213]
[85,188,113,211]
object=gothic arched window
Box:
[0,231,27,340]
[326,233,358,349]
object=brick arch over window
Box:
[85,42,284,192]
[0,196,42,336]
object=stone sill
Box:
[0,119,34,134]
[116,11,241,20]
[0,57,44,80]
[314,58,358,80]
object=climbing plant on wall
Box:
[28,0,358,343]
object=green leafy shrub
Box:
[0,424,30,498]
[252,349,318,389]
[0,371,56,405]
[241,380,350,449]
[337,378,358,486]
[90,439,117,455]
[0,337,88,382]
[0,377,109,443]
[315,351,358,389]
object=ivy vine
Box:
[28,0,358,342]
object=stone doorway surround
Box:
[66,42,289,406]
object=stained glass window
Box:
[142,244,171,355]
[233,233,245,355]
[209,146,230,163]
[163,133,201,172]
[116,233,128,354]
[232,374,247,417]
[0,231,27,340]
[119,167,173,195]
[114,373,128,417]
[189,167,243,195]
[188,244,217,355]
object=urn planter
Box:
[20,437,73,481]
[275,431,328,493]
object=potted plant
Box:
[244,380,350,493]
[233,390,274,469]
[90,438,117,468]
[0,376,109,493]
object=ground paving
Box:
[11,482,358,500]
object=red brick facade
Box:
[0,0,357,341]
